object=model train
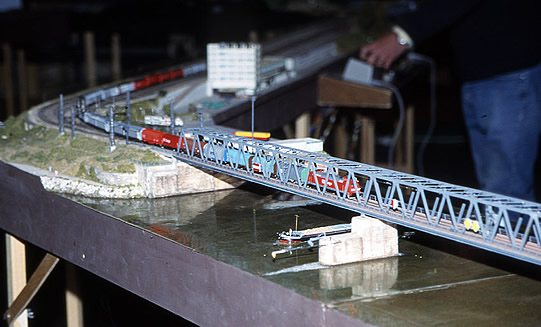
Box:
[79,62,206,107]
[80,111,186,150]
[202,143,278,175]
[79,109,364,198]
[201,139,361,197]
[74,51,365,198]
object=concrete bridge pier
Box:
[319,215,398,266]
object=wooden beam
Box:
[394,104,415,173]
[3,43,15,117]
[4,252,59,325]
[334,114,347,159]
[84,31,97,88]
[5,234,27,327]
[111,33,121,81]
[360,116,375,165]
[65,263,83,327]
[405,105,415,173]
[17,49,28,112]
[295,113,310,138]
[317,75,392,109]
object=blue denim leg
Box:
[461,62,541,201]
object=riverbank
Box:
[1,111,241,199]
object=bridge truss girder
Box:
[174,128,541,266]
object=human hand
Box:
[360,33,409,70]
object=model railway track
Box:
[32,72,206,137]
[87,74,205,110]
[262,19,347,55]
[166,128,541,266]
[29,20,541,266]
[63,87,541,267]
[30,19,349,137]
[72,20,348,117]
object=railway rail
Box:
[28,18,541,265]
[171,128,541,266]
[56,103,541,266]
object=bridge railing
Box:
[174,128,541,265]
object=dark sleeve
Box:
[393,0,483,44]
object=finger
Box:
[366,55,378,66]
[377,58,390,69]
[360,47,371,60]
[379,56,391,70]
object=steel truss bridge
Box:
[172,128,541,266]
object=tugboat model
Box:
[272,223,352,260]
[277,223,352,245]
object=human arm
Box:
[359,30,410,70]
[360,0,482,69]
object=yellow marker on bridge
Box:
[233,131,271,141]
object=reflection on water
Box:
[64,187,479,298]
[64,188,348,274]
[320,257,398,299]
[66,190,233,225]
[63,187,535,325]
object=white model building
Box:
[206,43,261,96]
[206,42,296,96]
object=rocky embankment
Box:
[13,158,242,199]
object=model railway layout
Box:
[73,103,541,267]
[77,108,365,197]
[35,18,540,266]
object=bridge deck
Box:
[173,128,541,265]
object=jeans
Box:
[461,61,541,202]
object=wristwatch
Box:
[397,34,409,46]
[392,25,413,47]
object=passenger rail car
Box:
[79,62,206,107]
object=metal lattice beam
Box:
[174,128,541,265]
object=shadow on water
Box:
[402,229,541,282]
[63,181,541,326]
